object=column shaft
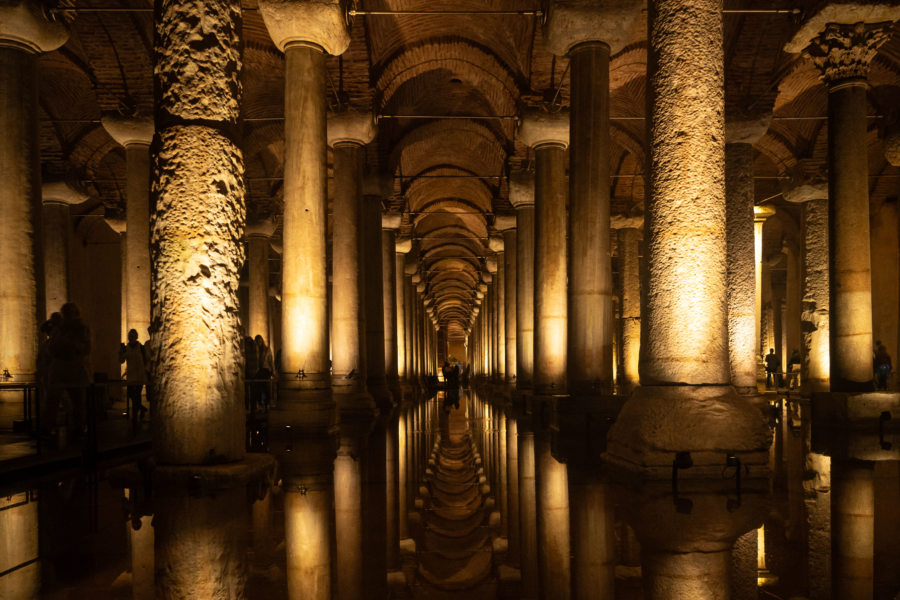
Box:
[506,416,520,565]
[125,142,151,336]
[571,480,615,598]
[618,228,641,387]
[0,47,39,383]
[383,231,399,386]
[828,82,874,389]
[832,460,874,599]
[395,255,407,380]
[801,199,830,392]
[497,260,506,380]
[517,206,535,388]
[504,230,517,381]
[42,202,69,316]
[533,145,568,394]
[536,433,571,599]
[248,234,270,339]
[568,41,613,392]
[518,425,539,597]
[725,142,758,391]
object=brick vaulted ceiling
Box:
[36,0,900,338]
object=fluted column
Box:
[0,2,67,394]
[246,219,275,340]
[606,0,770,477]
[725,115,770,393]
[800,21,896,391]
[257,3,350,597]
[41,182,87,317]
[102,115,154,338]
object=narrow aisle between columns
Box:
[411,392,498,599]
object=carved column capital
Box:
[807,22,894,86]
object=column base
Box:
[605,385,771,479]
[810,391,900,461]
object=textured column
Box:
[246,219,275,340]
[804,23,894,391]
[151,0,246,464]
[785,184,830,393]
[519,112,569,395]
[618,227,641,388]
[606,0,770,475]
[832,460,874,599]
[755,206,776,365]
[509,173,535,389]
[41,182,87,317]
[724,115,769,393]
[257,3,350,598]
[0,2,68,388]
[102,115,154,338]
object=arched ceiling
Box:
[33,0,900,338]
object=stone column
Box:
[0,2,67,392]
[489,237,507,381]
[755,205,776,369]
[509,173,535,389]
[519,112,569,395]
[41,182,87,317]
[257,2,350,598]
[725,115,770,393]
[785,184,830,393]
[102,115,154,338]
[798,20,897,391]
[396,237,411,383]
[246,219,275,340]
[606,0,770,474]
[496,216,517,383]
[618,227,641,388]
[105,218,129,343]
[328,111,377,600]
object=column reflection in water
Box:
[0,491,40,600]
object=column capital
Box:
[364,172,393,199]
[258,0,350,55]
[382,212,402,230]
[725,113,772,145]
[395,236,412,254]
[610,213,644,230]
[101,114,154,147]
[784,4,900,54]
[517,110,569,149]
[42,181,88,206]
[494,214,516,231]
[327,111,376,147]
[416,281,426,294]
[782,180,828,204]
[246,218,276,238]
[411,272,422,284]
[487,234,504,253]
[484,256,498,273]
[543,0,641,56]
[508,171,535,208]
[0,0,68,54]
[753,205,777,223]
[808,22,895,85]
[105,217,127,235]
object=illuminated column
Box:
[618,227,641,388]
[832,460,874,599]
[328,111,377,600]
[485,257,499,380]
[754,205,776,366]
[509,173,535,389]
[725,115,769,393]
[506,413,520,565]
[257,2,350,598]
[519,112,569,394]
[105,218,129,343]
[784,183,830,393]
[151,0,246,464]
[41,182,87,317]
[246,219,275,340]
[796,21,897,391]
[0,2,67,391]
[488,236,507,381]
[518,416,539,598]
[496,216,517,382]
[783,238,802,373]
[102,115,154,337]
[382,212,402,395]
[606,0,770,474]
[395,237,411,383]
[0,492,40,599]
